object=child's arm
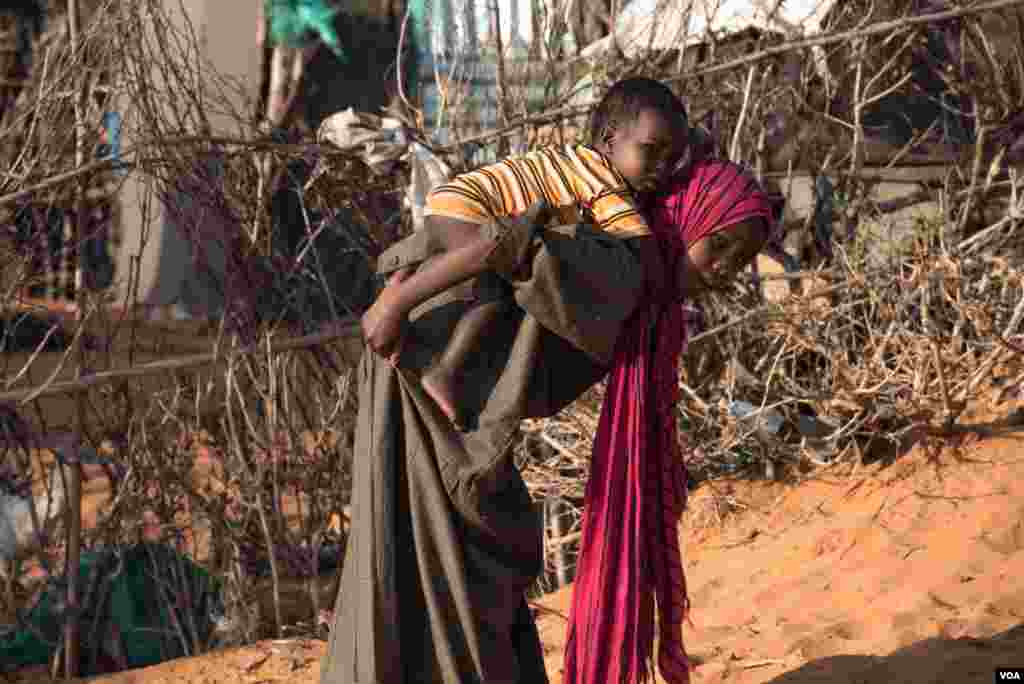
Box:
[361,216,495,358]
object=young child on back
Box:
[396,77,691,428]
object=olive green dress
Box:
[320,207,645,684]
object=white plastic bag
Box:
[405,142,451,232]
[317,107,408,175]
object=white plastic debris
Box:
[405,142,451,233]
[728,400,784,435]
[317,107,409,175]
[317,108,452,233]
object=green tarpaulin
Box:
[0,543,221,676]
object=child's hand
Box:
[361,269,411,362]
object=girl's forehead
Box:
[693,220,763,248]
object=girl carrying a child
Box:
[321,78,774,684]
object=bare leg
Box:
[422,298,503,429]
[417,216,500,428]
[365,214,516,427]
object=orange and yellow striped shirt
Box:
[425,144,650,239]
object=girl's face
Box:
[678,220,767,299]
[602,109,685,192]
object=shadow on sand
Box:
[765,623,1024,684]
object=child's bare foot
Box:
[421,364,464,429]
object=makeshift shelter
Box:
[575,0,1017,159]
[579,0,834,58]
[109,0,263,320]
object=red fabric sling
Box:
[564,160,774,684]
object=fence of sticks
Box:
[1,0,1024,678]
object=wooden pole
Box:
[549,497,569,587]
[488,0,511,157]
[65,0,84,677]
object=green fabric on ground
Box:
[0,543,221,676]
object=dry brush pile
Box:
[0,0,400,663]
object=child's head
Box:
[589,77,691,192]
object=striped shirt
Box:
[425,144,651,239]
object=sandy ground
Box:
[7,412,1024,683]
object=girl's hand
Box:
[361,268,412,362]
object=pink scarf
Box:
[564,160,774,684]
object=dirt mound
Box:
[536,429,1024,683]
[9,425,1024,683]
